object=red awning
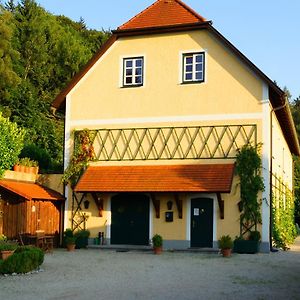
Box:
[75,164,235,193]
[0,180,65,201]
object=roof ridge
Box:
[118,0,161,30]
[175,0,206,22]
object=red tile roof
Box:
[0,180,65,201]
[118,0,206,30]
[74,164,234,193]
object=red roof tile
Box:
[118,0,206,30]
[74,164,234,193]
[0,180,65,201]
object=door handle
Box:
[192,220,195,228]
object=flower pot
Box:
[66,244,76,251]
[221,248,232,257]
[13,165,20,172]
[1,250,15,260]
[153,246,162,255]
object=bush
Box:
[218,235,233,250]
[152,234,163,247]
[0,246,44,274]
[0,240,18,251]
[249,230,261,241]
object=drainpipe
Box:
[269,95,288,251]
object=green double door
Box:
[191,198,213,248]
[111,193,149,245]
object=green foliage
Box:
[0,1,111,172]
[236,144,265,237]
[218,235,233,249]
[152,234,163,247]
[18,156,38,167]
[293,155,300,223]
[74,229,90,239]
[0,246,44,274]
[62,130,95,186]
[249,230,261,241]
[63,228,76,245]
[0,240,18,251]
[0,112,25,177]
[272,180,297,250]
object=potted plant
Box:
[218,235,233,257]
[234,230,261,254]
[152,234,163,254]
[0,239,18,260]
[64,229,77,251]
[74,229,90,249]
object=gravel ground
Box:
[1,238,300,300]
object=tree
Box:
[0,113,25,177]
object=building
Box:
[52,0,299,252]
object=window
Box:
[183,52,205,83]
[123,57,144,87]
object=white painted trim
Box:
[149,195,153,243]
[63,94,72,230]
[261,83,270,243]
[106,197,111,240]
[69,40,118,97]
[70,112,263,127]
[187,193,217,246]
[186,197,191,241]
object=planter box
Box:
[233,240,260,254]
[76,237,88,249]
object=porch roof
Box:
[74,164,235,193]
[0,179,65,201]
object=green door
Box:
[111,193,149,245]
[191,198,213,247]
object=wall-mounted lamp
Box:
[84,199,90,209]
[167,201,173,210]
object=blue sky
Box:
[34,0,300,100]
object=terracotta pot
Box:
[13,165,20,172]
[221,248,232,257]
[67,244,76,252]
[153,246,163,255]
[1,250,15,260]
[19,165,25,173]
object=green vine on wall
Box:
[272,177,297,250]
[62,130,95,187]
[236,144,265,237]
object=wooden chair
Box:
[18,233,25,246]
[35,230,46,250]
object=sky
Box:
[34,0,300,100]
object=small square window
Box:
[123,57,144,87]
[182,52,205,83]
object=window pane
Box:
[135,68,142,75]
[195,71,203,81]
[185,56,193,64]
[186,65,193,72]
[135,76,142,84]
[195,63,203,72]
[126,77,132,84]
[126,69,132,76]
[185,73,192,81]
[136,59,142,67]
[126,60,132,68]
[195,55,203,63]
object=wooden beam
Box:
[91,193,104,217]
[174,194,183,219]
[150,193,160,218]
[217,193,224,219]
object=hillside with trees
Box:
[0,0,110,172]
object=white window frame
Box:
[182,52,205,83]
[123,57,144,87]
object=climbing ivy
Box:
[236,144,265,237]
[272,178,297,250]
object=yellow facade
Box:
[63,27,294,252]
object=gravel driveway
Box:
[1,238,300,300]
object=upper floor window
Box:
[182,52,205,83]
[123,57,144,87]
